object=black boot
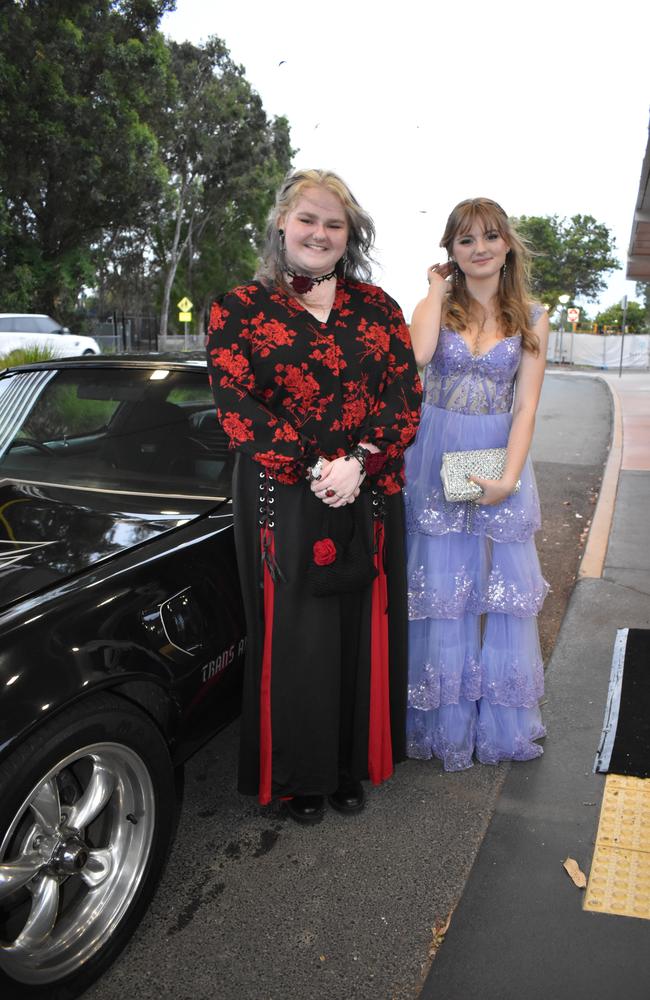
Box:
[328,777,365,814]
[286,794,325,825]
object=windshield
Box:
[0,366,233,499]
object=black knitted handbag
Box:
[306,503,377,597]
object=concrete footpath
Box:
[422,371,650,1000]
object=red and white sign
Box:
[567,308,580,323]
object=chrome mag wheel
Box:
[0,742,155,986]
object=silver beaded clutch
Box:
[440,447,520,502]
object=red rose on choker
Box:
[286,267,337,295]
[290,274,314,294]
[313,538,337,566]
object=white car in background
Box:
[0,313,101,358]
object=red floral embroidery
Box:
[274,363,332,425]
[340,397,368,430]
[221,411,254,444]
[378,472,401,495]
[330,375,372,432]
[206,279,421,488]
[209,344,255,399]
[209,302,228,331]
[269,290,304,318]
[272,423,300,443]
[245,314,297,356]
[358,283,389,308]
[232,285,258,305]
[357,318,391,361]
[313,538,337,565]
[391,318,412,349]
[253,450,301,484]
[308,329,346,374]
[385,358,411,384]
[334,286,354,320]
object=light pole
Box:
[618,294,628,378]
[557,294,570,363]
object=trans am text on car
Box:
[0,356,244,999]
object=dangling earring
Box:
[502,261,508,280]
[278,228,287,270]
[452,261,460,284]
[339,248,349,274]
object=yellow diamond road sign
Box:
[177,296,193,313]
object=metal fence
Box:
[89,313,161,354]
[88,313,209,355]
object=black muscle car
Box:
[0,356,244,998]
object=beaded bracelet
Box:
[345,444,371,472]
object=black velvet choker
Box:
[286,268,337,294]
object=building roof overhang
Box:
[627,118,650,282]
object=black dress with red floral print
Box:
[206,278,421,804]
[206,279,422,492]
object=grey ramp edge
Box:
[604,470,650,595]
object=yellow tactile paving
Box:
[595,775,650,851]
[584,775,650,919]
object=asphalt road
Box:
[86,371,612,1000]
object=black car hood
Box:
[0,478,224,609]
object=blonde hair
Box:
[441,197,539,354]
[256,168,376,286]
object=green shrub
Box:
[0,345,57,367]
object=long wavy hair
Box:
[440,198,539,354]
[256,168,376,288]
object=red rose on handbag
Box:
[313,538,337,566]
[307,509,377,597]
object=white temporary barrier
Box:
[547,331,650,369]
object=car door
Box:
[0,360,244,761]
[136,511,245,760]
[0,316,38,355]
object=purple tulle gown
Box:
[404,308,548,771]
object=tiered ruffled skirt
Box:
[404,403,548,771]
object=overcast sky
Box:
[163,0,649,321]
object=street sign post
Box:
[619,295,628,378]
[566,307,580,364]
[177,297,194,349]
[556,295,570,364]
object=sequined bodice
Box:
[423,328,521,415]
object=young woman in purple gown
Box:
[404,198,550,771]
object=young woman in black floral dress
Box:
[206,169,421,824]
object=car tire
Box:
[0,692,177,999]
[82,349,95,355]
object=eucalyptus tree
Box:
[152,38,292,343]
[0,0,175,319]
